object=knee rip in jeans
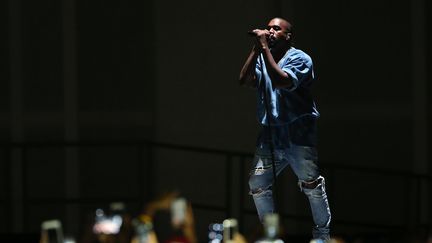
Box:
[250,165,274,176]
[249,186,272,196]
[298,176,324,192]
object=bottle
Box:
[255,213,284,243]
[223,218,238,243]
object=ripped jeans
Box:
[248,145,331,240]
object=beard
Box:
[268,36,277,48]
[269,38,289,51]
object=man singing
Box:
[239,17,331,241]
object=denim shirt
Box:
[255,47,319,126]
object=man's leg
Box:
[300,176,331,241]
[288,145,331,241]
[248,148,288,222]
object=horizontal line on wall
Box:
[318,102,413,121]
[0,111,154,127]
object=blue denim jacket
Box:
[255,47,319,126]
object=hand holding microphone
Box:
[247,31,258,37]
[247,29,270,37]
[247,29,271,50]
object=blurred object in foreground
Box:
[255,214,283,243]
[40,219,64,243]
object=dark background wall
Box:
[1,0,431,241]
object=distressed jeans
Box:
[248,144,331,240]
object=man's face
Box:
[266,18,291,47]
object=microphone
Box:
[247,31,257,37]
